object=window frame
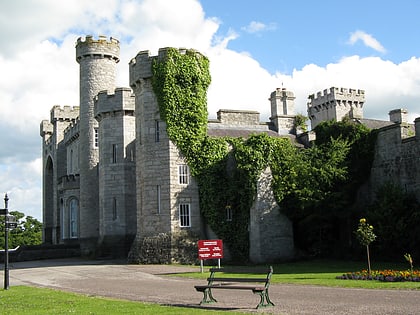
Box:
[179,203,191,227]
[178,164,190,185]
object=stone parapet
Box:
[76,35,120,63]
[40,120,53,137]
[129,47,205,85]
[94,87,135,120]
[50,105,79,122]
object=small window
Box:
[178,164,190,185]
[94,128,99,148]
[112,144,118,163]
[157,185,161,214]
[155,120,160,142]
[179,203,191,227]
[226,205,232,222]
[112,197,117,220]
[69,198,79,238]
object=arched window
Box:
[69,198,79,238]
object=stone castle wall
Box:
[370,118,420,201]
[128,48,201,263]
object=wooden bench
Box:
[194,266,274,309]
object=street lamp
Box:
[3,193,9,290]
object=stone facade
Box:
[307,87,420,204]
[40,37,297,263]
[40,36,420,263]
[370,117,420,202]
[307,87,365,128]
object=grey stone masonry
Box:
[370,115,420,202]
[269,88,297,135]
[308,87,365,129]
[76,36,120,256]
[40,105,80,244]
[94,87,136,257]
[389,108,408,124]
[129,48,201,263]
[249,168,294,263]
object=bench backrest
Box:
[207,266,273,287]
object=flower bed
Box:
[336,269,420,282]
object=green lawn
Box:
[178,259,420,289]
[0,286,246,315]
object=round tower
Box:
[76,35,120,256]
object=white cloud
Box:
[241,21,277,34]
[348,30,386,53]
[1,0,420,221]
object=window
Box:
[226,205,232,222]
[69,198,78,238]
[157,185,161,214]
[94,128,99,148]
[69,149,73,174]
[112,144,118,163]
[178,164,189,185]
[179,203,191,227]
[155,120,160,142]
[112,197,117,220]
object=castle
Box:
[40,36,420,263]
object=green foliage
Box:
[294,113,308,132]
[0,211,42,249]
[151,48,356,261]
[366,182,420,260]
[354,218,376,246]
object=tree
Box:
[0,211,42,249]
[354,218,376,274]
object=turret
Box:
[76,35,120,256]
[307,87,365,129]
[269,88,296,135]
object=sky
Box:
[1,0,420,221]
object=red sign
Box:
[198,239,223,260]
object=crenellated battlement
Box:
[76,35,120,63]
[40,119,53,137]
[94,87,135,120]
[307,87,365,128]
[50,105,79,122]
[64,119,80,145]
[129,47,204,86]
[308,87,365,105]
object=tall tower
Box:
[269,87,296,135]
[76,35,120,256]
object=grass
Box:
[0,286,246,315]
[176,259,420,290]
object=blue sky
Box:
[202,0,420,71]
[0,0,420,220]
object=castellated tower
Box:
[94,88,136,257]
[307,87,365,129]
[40,106,79,244]
[128,49,201,263]
[76,35,120,256]
[269,87,297,134]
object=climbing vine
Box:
[151,48,351,261]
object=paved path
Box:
[4,258,420,314]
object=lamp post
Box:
[3,193,9,290]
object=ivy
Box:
[151,48,352,261]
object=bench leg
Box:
[199,288,217,305]
[254,290,275,309]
